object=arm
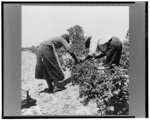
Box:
[61,38,78,63]
[78,47,95,63]
[83,55,92,61]
[94,53,106,59]
[67,50,78,64]
[78,54,93,63]
[80,52,105,62]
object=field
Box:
[21,25,129,115]
[21,51,99,115]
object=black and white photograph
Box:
[21,5,129,116]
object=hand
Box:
[78,59,83,63]
[78,56,86,63]
[98,66,105,70]
[68,51,78,63]
[62,66,66,71]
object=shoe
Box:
[47,89,53,93]
[53,86,66,93]
[40,88,53,93]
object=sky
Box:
[22,6,129,47]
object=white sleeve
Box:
[88,38,99,56]
[61,38,70,51]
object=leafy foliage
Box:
[63,26,129,115]
[70,60,129,115]
[120,40,129,70]
[67,25,88,57]
[59,25,129,115]
[67,25,85,44]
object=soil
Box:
[21,51,98,115]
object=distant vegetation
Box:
[22,45,39,55]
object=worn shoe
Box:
[47,89,53,93]
[53,86,66,93]
[40,88,53,93]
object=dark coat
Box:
[97,37,122,67]
[35,44,64,81]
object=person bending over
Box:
[35,34,77,93]
[79,35,122,68]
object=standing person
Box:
[35,34,77,93]
[79,35,122,68]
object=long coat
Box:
[35,37,69,81]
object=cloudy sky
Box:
[22,6,129,47]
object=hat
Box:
[61,34,70,43]
[84,36,92,48]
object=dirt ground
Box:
[21,51,98,115]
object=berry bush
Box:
[70,60,129,115]
[61,25,129,115]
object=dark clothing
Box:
[97,37,122,67]
[35,44,64,81]
[40,37,69,50]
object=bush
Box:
[69,39,129,115]
[120,40,129,70]
[70,59,129,115]
[61,25,129,115]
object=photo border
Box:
[1,1,148,118]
